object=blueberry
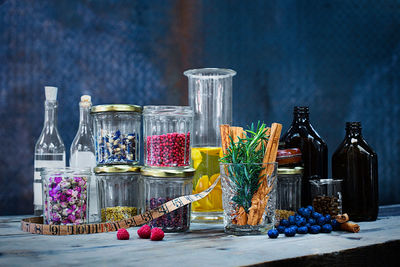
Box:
[317,216,326,226]
[284,227,296,237]
[306,205,314,212]
[295,217,306,227]
[268,229,279,238]
[297,207,306,217]
[312,211,322,219]
[297,226,308,234]
[290,225,298,232]
[280,219,289,227]
[308,218,316,225]
[330,219,340,230]
[288,215,296,225]
[309,225,321,234]
[303,208,312,218]
[277,225,286,233]
[305,223,311,230]
[321,224,333,233]
[325,214,331,222]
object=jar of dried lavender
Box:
[143,106,193,169]
[95,165,141,222]
[139,168,194,232]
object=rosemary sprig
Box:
[220,122,270,212]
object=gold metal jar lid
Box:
[94,165,142,174]
[277,166,304,175]
[91,104,142,113]
[140,168,195,178]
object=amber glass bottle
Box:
[280,106,328,206]
[332,122,378,221]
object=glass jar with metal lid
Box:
[276,166,303,222]
[91,104,142,165]
[139,167,194,232]
[143,106,193,169]
[41,167,91,225]
[95,165,141,222]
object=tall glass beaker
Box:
[185,68,236,223]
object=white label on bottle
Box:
[33,157,65,206]
[70,151,96,168]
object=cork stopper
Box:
[45,86,58,101]
[81,95,91,103]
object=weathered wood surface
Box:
[1,205,400,267]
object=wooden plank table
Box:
[1,205,399,266]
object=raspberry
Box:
[117,228,130,240]
[150,227,165,241]
[137,225,152,239]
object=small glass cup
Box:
[219,162,278,235]
[41,167,91,225]
[310,179,343,216]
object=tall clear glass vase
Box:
[184,68,236,223]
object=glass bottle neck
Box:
[44,101,57,128]
[346,128,362,138]
[293,112,310,125]
[78,104,91,132]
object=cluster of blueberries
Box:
[268,206,341,238]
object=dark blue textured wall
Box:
[1,0,399,215]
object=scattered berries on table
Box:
[150,227,165,241]
[117,228,130,240]
[137,224,152,239]
[317,216,326,226]
[280,219,289,227]
[295,217,306,227]
[268,229,279,238]
[288,215,296,225]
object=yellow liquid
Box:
[191,147,223,212]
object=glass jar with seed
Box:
[310,179,343,216]
[95,165,141,222]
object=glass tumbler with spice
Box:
[276,167,303,221]
[140,168,194,232]
[143,106,193,169]
[96,165,141,222]
[280,106,328,206]
[332,122,378,221]
[91,104,142,166]
[310,179,343,216]
[42,167,91,225]
[185,68,236,223]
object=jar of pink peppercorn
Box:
[41,167,91,225]
[143,106,193,169]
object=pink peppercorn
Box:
[146,132,190,168]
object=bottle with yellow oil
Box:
[185,68,236,223]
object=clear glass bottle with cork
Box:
[70,95,95,168]
[34,86,66,216]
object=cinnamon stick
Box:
[220,124,231,156]
[340,222,360,233]
[230,126,245,143]
[335,213,349,223]
[247,123,282,225]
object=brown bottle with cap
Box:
[332,122,378,221]
[280,106,328,206]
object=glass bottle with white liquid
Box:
[34,86,66,216]
[70,95,97,222]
